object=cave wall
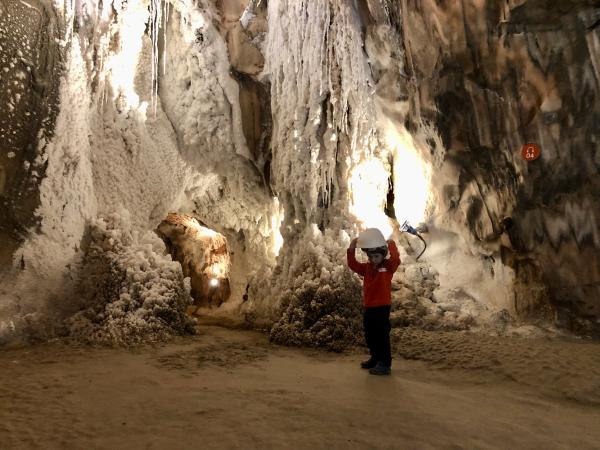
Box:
[245,0,600,334]
[0,0,61,270]
[378,0,600,329]
[0,0,280,341]
[157,214,232,308]
[1,0,599,342]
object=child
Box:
[347,228,400,375]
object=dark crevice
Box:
[384,165,396,220]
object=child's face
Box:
[367,252,384,265]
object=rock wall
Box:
[374,0,600,331]
[0,0,61,270]
[157,214,232,308]
[1,0,599,343]
[242,0,600,335]
[0,0,280,342]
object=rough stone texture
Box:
[0,0,61,270]
[270,268,364,352]
[157,214,232,309]
[214,0,272,190]
[67,213,197,346]
[2,0,599,343]
[370,0,600,331]
[215,0,267,77]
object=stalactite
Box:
[265,0,377,222]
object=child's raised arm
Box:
[386,240,401,273]
[347,238,367,276]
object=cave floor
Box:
[1,326,600,450]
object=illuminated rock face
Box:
[0,0,599,343]
[238,0,600,333]
[157,214,232,309]
[379,0,600,330]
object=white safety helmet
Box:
[357,228,387,250]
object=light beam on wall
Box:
[349,158,393,238]
[271,197,284,256]
[388,128,431,226]
[107,1,149,110]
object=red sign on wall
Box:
[521,143,541,161]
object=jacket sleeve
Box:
[347,247,367,276]
[386,240,401,273]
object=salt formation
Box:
[0,0,61,272]
[244,0,600,342]
[158,0,283,269]
[67,212,196,346]
[240,0,389,349]
[244,0,503,348]
[0,0,279,344]
[256,227,364,351]
[264,0,378,215]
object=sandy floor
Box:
[1,326,600,450]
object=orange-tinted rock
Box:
[157,214,232,308]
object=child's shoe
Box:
[369,362,391,375]
[360,358,377,369]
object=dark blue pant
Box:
[363,305,392,367]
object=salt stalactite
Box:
[264,0,377,222]
[61,0,166,114]
[66,0,167,115]
[246,1,385,349]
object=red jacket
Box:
[347,240,401,308]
